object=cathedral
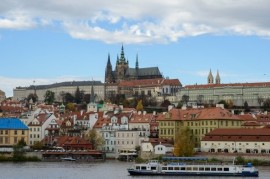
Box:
[105,45,163,83]
[207,69,221,84]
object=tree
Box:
[263,98,270,111]
[174,127,195,157]
[66,102,75,112]
[176,101,183,109]
[85,129,104,150]
[64,92,75,103]
[13,138,27,160]
[218,100,228,108]
[196,95,204,106]
[44,90,55,105]
[136,100,144,111]
[27,93,38,103]
[181,95,189,106]
[257,96,264,108]
[244,101,250,112]
[74,86,84,104]
[160,99,171,108]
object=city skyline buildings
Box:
[1,1,270,97]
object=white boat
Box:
[127,157,259,177]
[61,157,76,161]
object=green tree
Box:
[44,90,55,105]
[263,98,270,111]
[136,100,144,111]
[244,101,250,112]
[218,100,228,108]
[85,129,104,150]
[181,95,189,105]
[174,127,195,157]
[160,99,171,108]
[176,101,183,109]
[196,95,204,106]
[27,93,38,103]
[257,96,264,108]
[13,138,27,161]
[64,92,75,103]
[74,86,84,104]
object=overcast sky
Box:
[1,0,270,97]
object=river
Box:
[0,160,269,179]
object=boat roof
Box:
[162,157,208,161]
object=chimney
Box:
[143,111,146,115]
[80,110,83,116]
[153,111,156,115]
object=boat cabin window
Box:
[217,168,222,171]
[162,167,167,170]
[193,167,198,171]
[199,167,204,171]
[205,167,210,171]
[141,166,147,170]
[136,166,140,170]
[168,167,173,170]
[151,167,156,170]
[186,167,192,171]
[174,167,180,170]
[211,168,216,171]
[224,168,229,171]
[180,167,185,171]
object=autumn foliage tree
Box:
[85,129,104,150]
[174,127,195,157]
[136,100,144,111]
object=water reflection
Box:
[0,161,269,179]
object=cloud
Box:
[0,75,103,98]
[0,0,270,43]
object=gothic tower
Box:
[115,45,129,82]
[215,70,221,84]
[135,53,139,78]
[208,69,214,84]
[105,54,114,83]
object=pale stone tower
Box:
[208,69,214,84]
[216,70,221,84]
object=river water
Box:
[0,160,269,179]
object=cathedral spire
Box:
[216,70,221,84]
[136,53,139,69]
[120,44,125,62]
[208,69,214,84]
[107,53,111,67]
[90,80,95,103]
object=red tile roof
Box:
[157,107,241,121]
[119,78,181,87]
[202,128,270,142]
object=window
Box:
[5,130,8,135]
[22,130,25,135]
[0,130,3,135]
[14,137,18,143]
[0,137,3,144]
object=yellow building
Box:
[0,118,29,148]
[157,107,243,147]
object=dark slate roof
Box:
[0,118,29,130]
[25,81,103,90]
[126,67,162,77]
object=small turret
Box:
[216,70,221,84]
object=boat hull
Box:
[128,170,259,177]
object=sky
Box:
[1,0,270,97]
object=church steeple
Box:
[90,81,95,103]
[105,53,114,83]
[120,44,126,62]
[208,69,214,84]
[216,70,221,84]
[136,53,139,69]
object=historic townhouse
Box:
[201,127,270,154]
[0,90,5,102]
[28,111,56,145]
[157,107,243,147]
[0,118,29,151]
[129,112,152,138]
